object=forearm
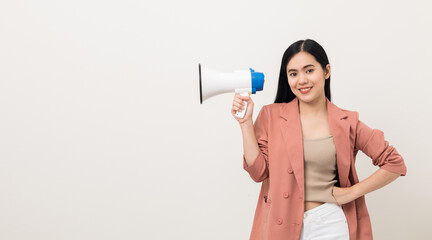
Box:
[351,168,401,199]
[240,120,260,167]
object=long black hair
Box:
[274,39,332,103]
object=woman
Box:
[231,39,407,240]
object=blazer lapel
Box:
[280,97,351,198]
[326,98,351,188]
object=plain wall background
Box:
[0,0,430,239]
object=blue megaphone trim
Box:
[250,68,265,94]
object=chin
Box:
[297,93,313,100]
[297,94,318,103]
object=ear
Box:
[325,64,331,79]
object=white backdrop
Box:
[0,0,430,239]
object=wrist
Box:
[239,120,253,128]
[350,184,360,199]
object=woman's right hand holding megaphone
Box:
[232,93,254,125]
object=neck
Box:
[298,95,327,117]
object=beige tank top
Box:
[302,135,339,204]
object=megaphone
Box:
[199,63,265,118]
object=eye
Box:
[289,73,296,77]
[307,69,314,73]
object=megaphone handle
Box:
[235,92,250,119]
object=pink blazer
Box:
[243,97,407,240]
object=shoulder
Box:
[262,102,286,111]
[341,108,359,119]
[335,104,360,124]
[259,102,287,116]
[252,103,286,123]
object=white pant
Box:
[299,202,350,240]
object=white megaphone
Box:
[199,63,265,119]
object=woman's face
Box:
[286,51,330,103]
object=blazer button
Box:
[276,218,283,225]
[283,192,290,198]
[287,168,294,174]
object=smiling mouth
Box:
[299,87,312,93]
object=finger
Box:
[236,95,246,101]
[232,110,241,118]
[234,98,244,104]
[233,102,243,108]
[232,106,240,111]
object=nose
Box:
[299,73,308,84]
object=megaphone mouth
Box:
[199,63,203,104]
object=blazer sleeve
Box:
[243,105,269,182]
[354,112,407,176]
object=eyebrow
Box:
[287,64,315,72]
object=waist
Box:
[304,201,325,212]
